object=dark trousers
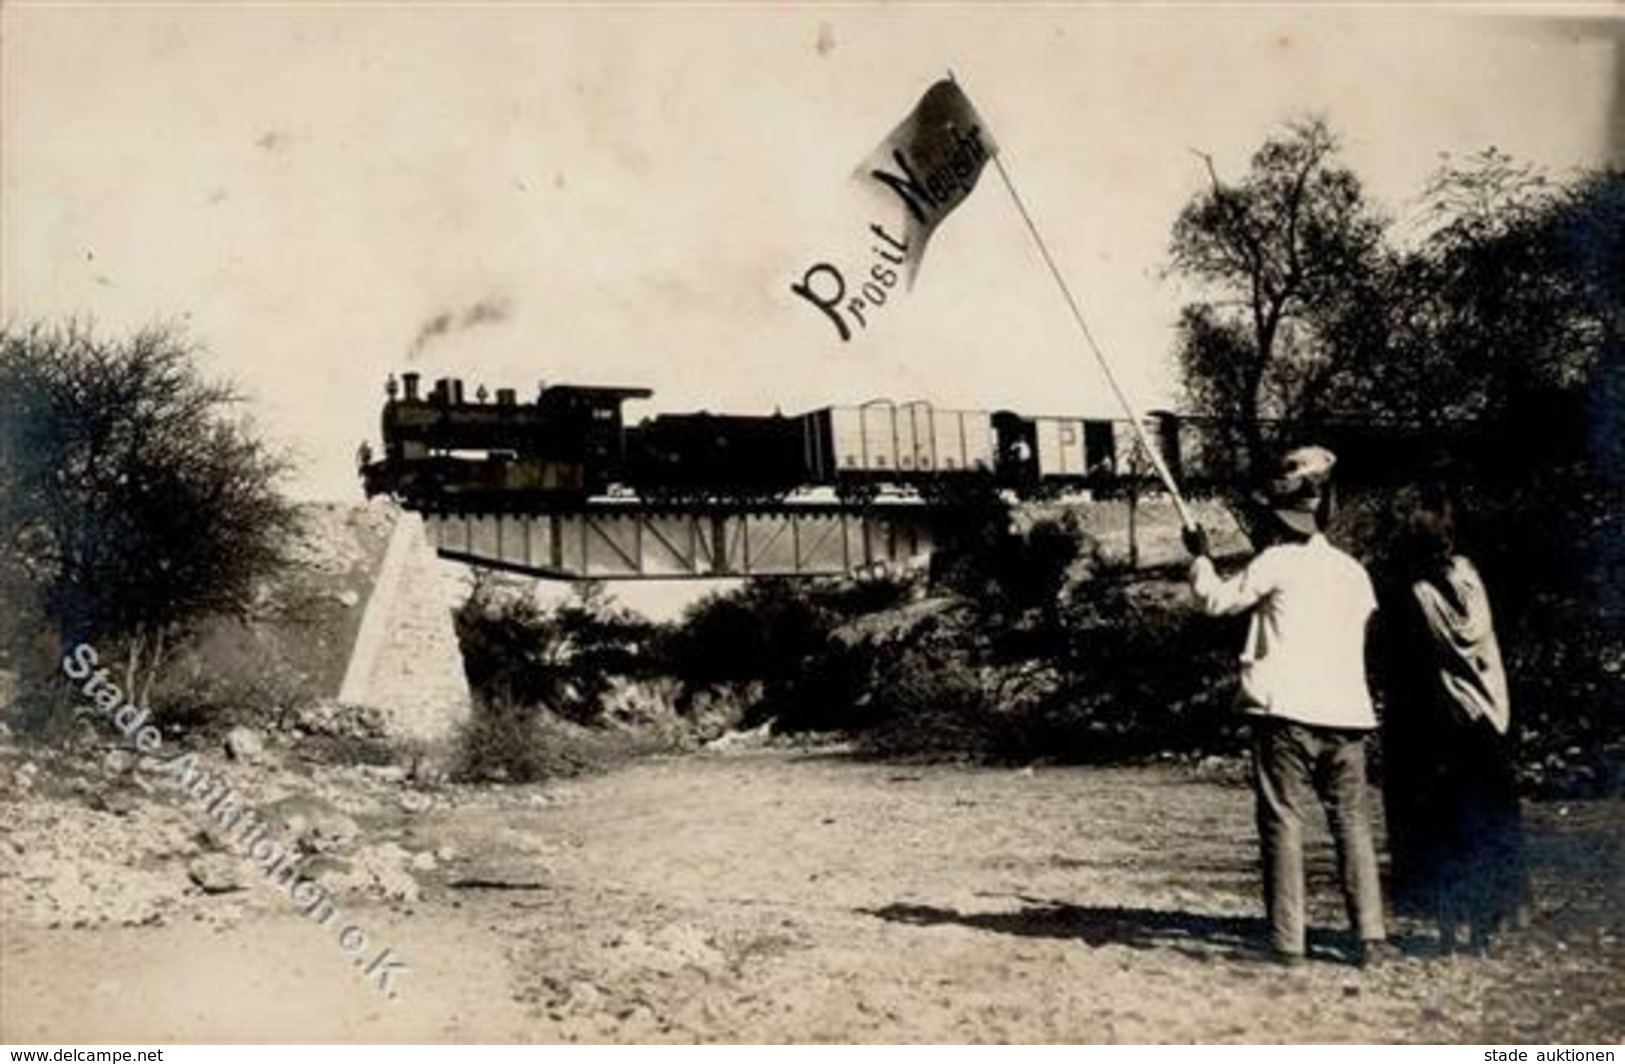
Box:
[1253,717,1386,956]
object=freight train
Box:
[359,372,1204,510]
[360,371,1470,511]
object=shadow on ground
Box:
[862,898,1434,966]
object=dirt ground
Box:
[3,746,1621,1044]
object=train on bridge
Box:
[358,371,1470,513]
[355,372,1513,579]
[359,372,1212,511]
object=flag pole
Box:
[947,71,1196,531]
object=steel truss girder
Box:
[424,502,934,580]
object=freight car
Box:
[990,410,1188,492]
[801,401,998,499]
[621,402,1010,501]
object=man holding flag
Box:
[1183,447,1395,969]
[799,76,1391,968]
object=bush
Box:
[455,576,658,725]
[749,515,1233,758]
[663,579,834,695]
[835,572,1245,764]
[1461,477,1623,796]
[855,640,994,757]
[662,575,916,726]
[768,597,968,735]
[926,484,1091,623]
[452,699,586,783]
[1015,578,1243,761]
[146,655,312,735]
[452,695,690,784]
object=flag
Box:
[859,78,999,286]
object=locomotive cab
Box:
[535,384,652,490]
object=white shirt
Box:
[1190,534,1378,729]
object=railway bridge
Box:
[419,497,937,581]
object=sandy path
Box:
[4,749,1620,1042]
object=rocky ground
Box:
[1,729,1620,1044]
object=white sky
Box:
[4,3,1620,505]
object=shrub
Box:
[452,699,581,783]
[454,576,657,725]
[663,579,834,693]
[855,640,994,757]
[452,696,688,784]
[1013,578,1244,762]
[145,649,313,735]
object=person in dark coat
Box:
[1378,486,1529,954]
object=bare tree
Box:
[1169,118,1388,476]
[0,321,298,713]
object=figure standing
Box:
[1184,446,1391,967]
[1377,487,1527,954]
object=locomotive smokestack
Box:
[402,372,420,401]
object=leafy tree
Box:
[1168,118,1388,475]
[1416,163,1625,793]
[1553,167,1625,481]
[1410,150,1595,424]
[1336,155,1623,474]
[0,321,297,713]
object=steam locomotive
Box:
[359,372,1197,510]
